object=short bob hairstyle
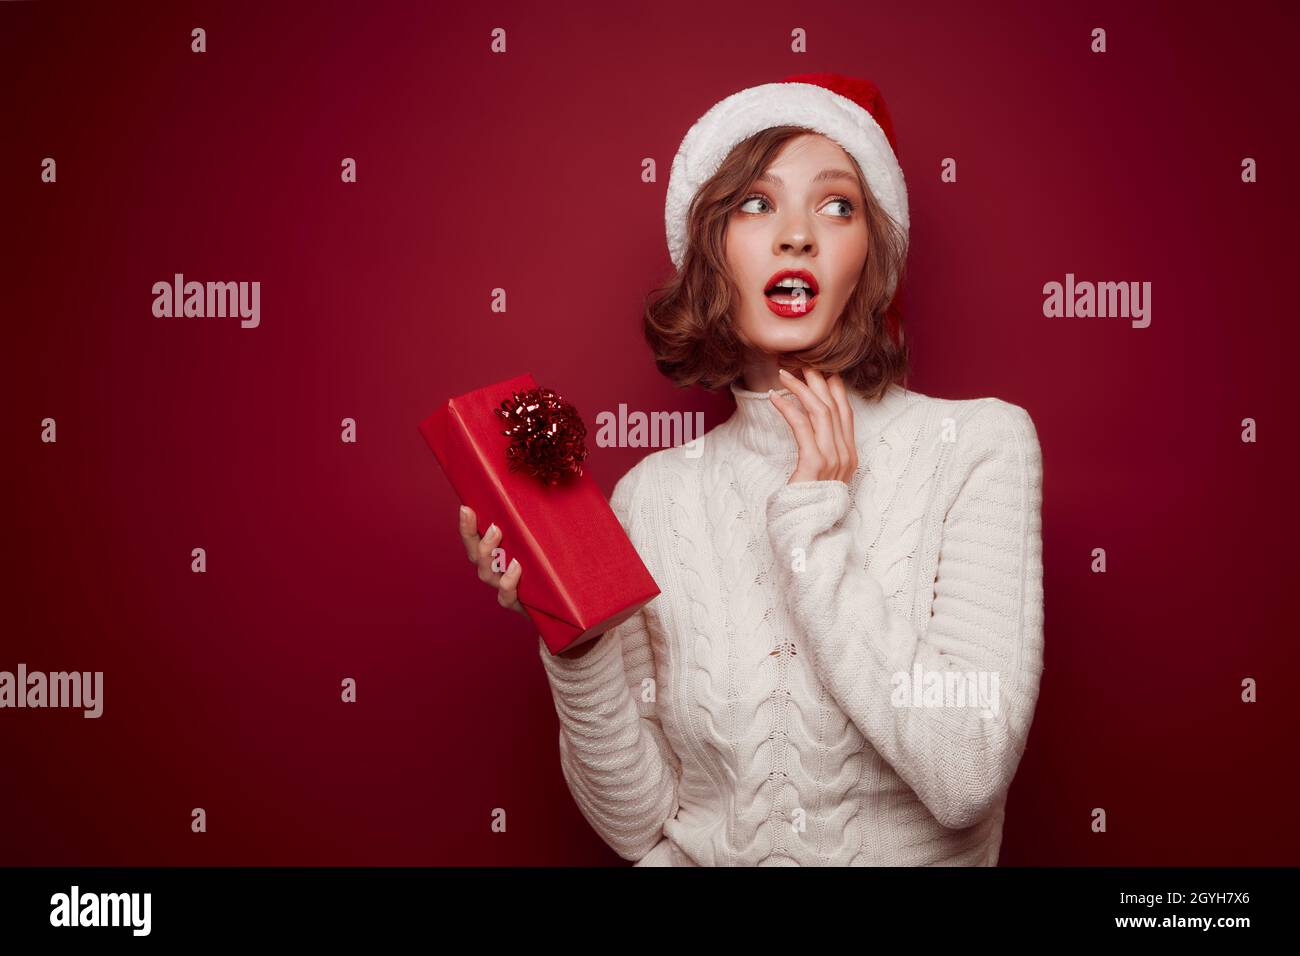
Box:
[644,125,911,401]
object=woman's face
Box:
[724,132,869,359]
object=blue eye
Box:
[738,194,856,217]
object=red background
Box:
[2,0,1296,865]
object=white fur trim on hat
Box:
[664,81,909,281]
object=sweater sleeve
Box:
[765,400,1044,830]
[535,462,681,861]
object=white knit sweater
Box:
[536,378,1044,866]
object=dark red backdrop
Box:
[2,0,1296,865]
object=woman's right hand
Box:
[457,505,527,619]
[456,504,602,660]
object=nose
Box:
[773,207,816,257]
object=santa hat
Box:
[664,73,909,297]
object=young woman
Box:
[457,74,1044,866]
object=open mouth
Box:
[764,269,819,315]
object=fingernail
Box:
[486,523,498,538]
[509,558,520,573]
[779,368,790,377]
[459,505,469,522]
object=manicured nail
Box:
[486,523,498,538]
[509,558,520,574]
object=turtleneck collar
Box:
[726,378,915,458]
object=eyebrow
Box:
[756,168,860,189]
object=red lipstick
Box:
[763,268,819,318]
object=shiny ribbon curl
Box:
[494,386,589,486]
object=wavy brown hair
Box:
[644,125,911,400]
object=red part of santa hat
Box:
[779,72,902,159]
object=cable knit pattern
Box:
[537,380,1044,866]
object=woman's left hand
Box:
[769,367,859,484]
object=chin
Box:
[744,312,832,354]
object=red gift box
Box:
[418,373,661,655]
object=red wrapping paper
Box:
[418,373,661,655]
